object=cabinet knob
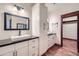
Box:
[32,40,35,42]
[32,46,35,48]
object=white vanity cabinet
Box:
[14,41,29,56]
[28,39,38,56]
[0,45,14,56]
[48,34,56,48]
[0,37,39,56]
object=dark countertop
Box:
[0,33,56,47]
[48,33,56,36]
[0,36,39,47]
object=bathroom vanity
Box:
[0,12,40,56]
[48,33,56,48]
[0,33,57,56]
[0,36,39,56]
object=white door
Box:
[39,4,48,55]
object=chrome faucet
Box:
[19,30,21,36]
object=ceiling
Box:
[45,3,79,15]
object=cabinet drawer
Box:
[29,48,38,56]
[29,44,38,51]
[14,41,28,49]
[29,43,38,56]
[29,39,38,45]
[29,51,38,56]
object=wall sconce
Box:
[14,5,24,11]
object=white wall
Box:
[46,3,79,44]
[0,3,32,40]
[47,13,61,44]
[48,14,58,33]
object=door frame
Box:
[61,11,79,53]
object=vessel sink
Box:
[11,35,31,42]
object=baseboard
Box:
[63,37,77,41]
[54,43,61,47]
[41,50,48,56]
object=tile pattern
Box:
[43,39,79,56]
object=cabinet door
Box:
[39,38,48,56]
[14,41,29,56]
[48,36,51,48]
[29,49,38,56]
[53,35,56,43]
[0,45,14,56]
[48,35,56,48]
[1,51,13,56]
[51,35,55,46]
[16,46,28,56]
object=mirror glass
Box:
[4,12,29,30]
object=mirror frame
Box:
[4,12,30,30]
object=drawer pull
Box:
[13,51,17,56]
[32,53,35,56]
[32,40,35,42]
[32,46,35,48]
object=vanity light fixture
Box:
[14,5,24,11]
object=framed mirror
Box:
[4,12,30,30]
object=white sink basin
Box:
[11,35,31,41]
